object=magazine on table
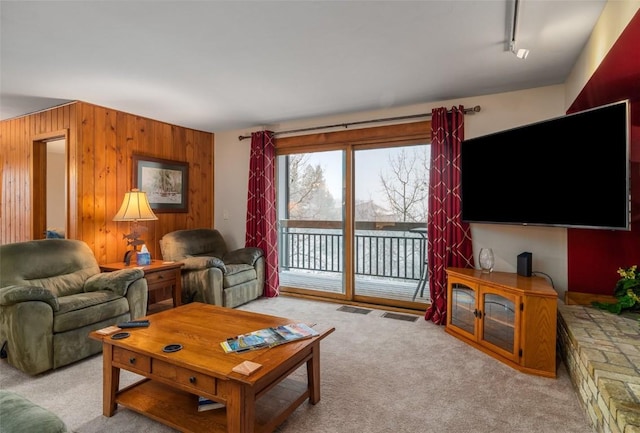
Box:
[197,396,225,412]
[220,323,319,354]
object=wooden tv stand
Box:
[445,268,558,378]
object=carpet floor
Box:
[0,296,593,433]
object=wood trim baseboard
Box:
[564,291,617,305]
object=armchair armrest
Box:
[84,268,144,296]
[223,247,264,266]
[0,285,60,311]
[181,256,227,273]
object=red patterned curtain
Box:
[246,131,280,297]
[425,106,474,324]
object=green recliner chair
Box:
[0,239,148,375]
[159,228,264,308]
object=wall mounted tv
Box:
[460,100,630,230]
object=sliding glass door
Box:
[277,150,346,297]
[275,123,431,309]
[353,145,429,304]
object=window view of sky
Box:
[306,145,429,205]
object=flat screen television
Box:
[460,100,630,230]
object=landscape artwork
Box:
[141,166,182,204]
[133,154,188,213]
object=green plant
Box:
[592,265,640,314]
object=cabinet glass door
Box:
[449,283,476,336]
[480,290,518,359]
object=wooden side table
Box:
[100,260,183,309]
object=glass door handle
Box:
[473,309,483,319]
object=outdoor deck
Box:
[279,270,430,304]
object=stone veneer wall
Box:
[557,302,640,433]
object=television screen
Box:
[460,100,630,230]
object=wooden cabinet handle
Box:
[189,376,196,384]
[129,357,136,364]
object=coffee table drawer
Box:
[112,347,151,374]
[152,359,218,395]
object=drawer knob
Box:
[129,357,136,364]
[189,376,196,384]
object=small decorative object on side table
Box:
[100,260,183,309]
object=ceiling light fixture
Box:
[509,0,530,60]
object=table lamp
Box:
[113,188,158,265]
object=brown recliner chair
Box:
[159,229,265,308]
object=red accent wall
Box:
[566,10,640,294]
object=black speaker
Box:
[517,252,532,277]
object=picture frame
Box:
[132,154,188,213]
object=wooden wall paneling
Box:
[7,118,14,241]
[0,101,214,261]
[1,120,11,241]
[200,130,214,229]
[137,115,157,258]
[2,114,44,242]
[108,111,127,264]
[21,118,30,240]
[21,117,32,240]
[51,107,58,130]
[11,118,19,241]
[1,120,10,241]
[14,117,21,241]
[93,106,112,263]
[67,104,78,240]
[185,128,196,230]
[151,123,169,251]
[8,119,16,241]
[79,103,96,252]
[159,122,177,253]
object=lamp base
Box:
[123,250,135,266]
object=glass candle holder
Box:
[479,248,495,273]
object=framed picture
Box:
[133,154,188,213]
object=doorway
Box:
[32,131,68,240]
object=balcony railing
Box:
[279,220,427,283]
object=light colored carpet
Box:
[0,296,593,433]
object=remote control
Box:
[117,321,150,328]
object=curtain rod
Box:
[237,105,481,141]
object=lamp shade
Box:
[113,189,158,221]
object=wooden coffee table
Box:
[89,302,334,433]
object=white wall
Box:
[214,128,252,250]
[215,84,570,296]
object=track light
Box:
[510,41,530,59]
[509,0,529,60]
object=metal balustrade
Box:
[278,220,426,283]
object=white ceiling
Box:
[0,1,607,133]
